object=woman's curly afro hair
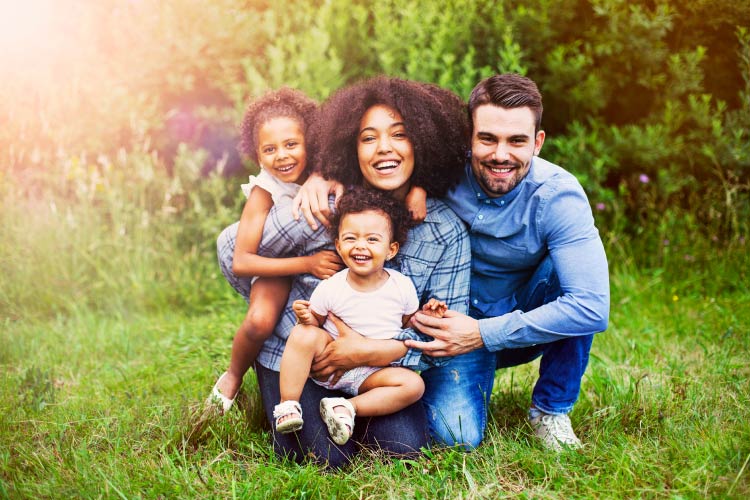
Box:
[311,77,469,198]
[329,186,412,246]
[238,87,318,165]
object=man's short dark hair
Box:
[468,74,543,132]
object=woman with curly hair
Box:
[208,88,344,414]
[217,77,472,467]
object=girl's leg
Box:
[352,368,425,417]
[217,277,291,398]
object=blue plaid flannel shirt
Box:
[221,196,471,372]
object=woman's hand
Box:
[311,313,365,383]
[307,250,344,279]
[292,172,344,230]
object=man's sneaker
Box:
[528,410,582,451]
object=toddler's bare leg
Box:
[350,368,425,417]
[277,324,331,424]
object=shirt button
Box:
[476,193,481,197]
[473,299,478,304]
[485,200,490,204]
[477,214,484,220]
[500,200,505,205]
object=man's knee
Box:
[421,350,495,449]
[424,402,486,449]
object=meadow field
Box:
[2,0,749,498]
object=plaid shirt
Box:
[244,197,471,372]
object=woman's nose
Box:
[377,136,392,153]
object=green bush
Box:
[1,0,748,321]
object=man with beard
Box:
[407,73,610,451]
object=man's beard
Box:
[477,159,527,196]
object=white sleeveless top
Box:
[240,168,300,203]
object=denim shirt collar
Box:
[465,157,537,207]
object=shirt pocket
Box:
[394,241,444,301]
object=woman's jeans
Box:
[420,255,594,448]
[255,363,427,468]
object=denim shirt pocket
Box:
[393,241,444,300]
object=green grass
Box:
[2,260,748,498]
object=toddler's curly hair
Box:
[310,77,469,198]
[329,186,412,246]
[238,87,318,165]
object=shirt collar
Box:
[464,158,535,206]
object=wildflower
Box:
[639,174,650,184]
[663,239,670,246]
[595,202,606,211]
[672,295,679,302]
[683,254,695,262]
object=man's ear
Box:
[387,241,399,261]
[534,130,546,156]
[334,238,342,257]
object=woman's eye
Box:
[262,147,275,154]
[360,135,375,143]
[286,141,298,148]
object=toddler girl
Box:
[274,187,446,444]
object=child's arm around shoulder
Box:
[232,187,343,279]
[405,185,427,223]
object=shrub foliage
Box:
[1,0,748,317]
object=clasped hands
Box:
[310,303,485,383]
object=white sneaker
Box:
[528,410,582,451]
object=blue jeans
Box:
[255,363,428,469]
[421,255,594,448]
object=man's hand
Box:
[406,309,484,357]
[307,250,344,279]
[291,172,344,230]
[310,313,364,384]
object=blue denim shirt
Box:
[444,158,610,351]
[255,197,471,372]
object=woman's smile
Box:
[357,105,415,199]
